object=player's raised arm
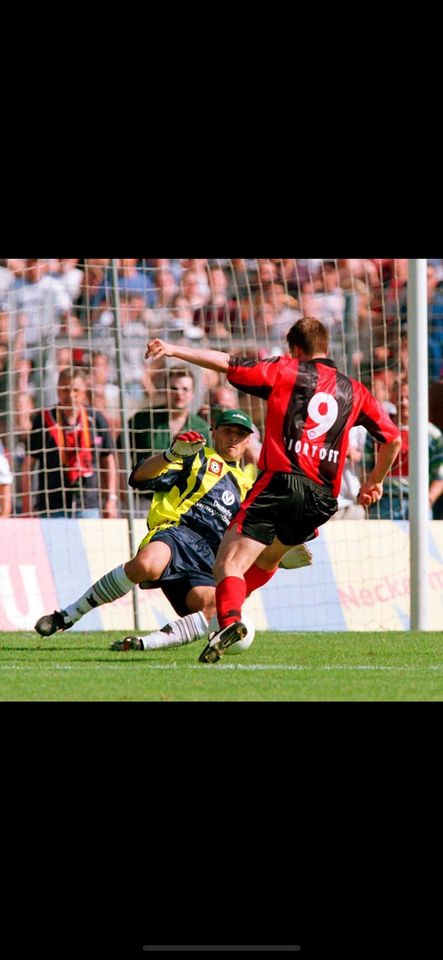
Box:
[145,338,230,373]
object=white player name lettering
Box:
[284,438,339,463]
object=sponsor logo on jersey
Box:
[221,490,235,506]
[208,458,222,475]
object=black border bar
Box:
[142,948,301,953]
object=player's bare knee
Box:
[123,558,141,584]
[125,548,167,584]
[124,559,146,584]
[137,556,164,581]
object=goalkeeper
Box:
[35,411,313,653]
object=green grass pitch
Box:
[1,630,443,700]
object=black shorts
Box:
[138,526,216,617]
[231,471,338,547]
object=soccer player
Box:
[34,410,312,652]
[145,317,402,663]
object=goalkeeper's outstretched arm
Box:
[130,452,172,485]
[145,338,230,373]
[130,433,207,486]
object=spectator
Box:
[366,381,443,519]
[7,258,71,407]
[154,267,177,311]
[337,259,380,287]
[299,277,318,315]
[193,265,241,341]
[12,391,35,515]
[42,345,74,408]
[48,258,83,304]
[335,260,382,379]
[119,293,156,407]
[370,258,394,285]
[308,260,347,369]
[4,307,28,400]
[67,313,85,341]
[198,384,240,421]
[254,281,301,343]
[181,267,210,312]
[428,273,443,382]
[124,367,211,468]
[15,391,34,435]
[60,258,83,303]
[146,258,183,290]
[97,289,154,334]
[225,259,252,302]
[180,259,211,302]
[270,259,300,298]
[427,259,443,277]
[161,293,205,341]
[0,438,12,517]
[117,258,155,307]
[383,258,409,328]
[89,351,121,439]
[281,259,323,288]
[372,373,398,417]
[95,291,155,410]
[76,258,112,325]
[256,259,279,285]
[127,291,155,323]
[21,367,117,518]
[149,343,216,413]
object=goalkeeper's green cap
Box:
[214,408,254,433]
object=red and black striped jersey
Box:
[227,355,401,497]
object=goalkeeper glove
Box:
[164,431,207,463]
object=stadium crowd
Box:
[0,258,442,519]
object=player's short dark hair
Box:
[286,317,329,356]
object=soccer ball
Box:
[207,612,255,655]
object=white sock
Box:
[63,564,134,624]
[140,611,208,650]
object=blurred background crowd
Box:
[1,258,442,520]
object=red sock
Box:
[216,577,247,629]
[244,563,277,597]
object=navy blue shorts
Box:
[138,526,216,617]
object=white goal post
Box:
[408,259,429,629]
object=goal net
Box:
[1,258,442,632]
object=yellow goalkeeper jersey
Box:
[130,445,253,550]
